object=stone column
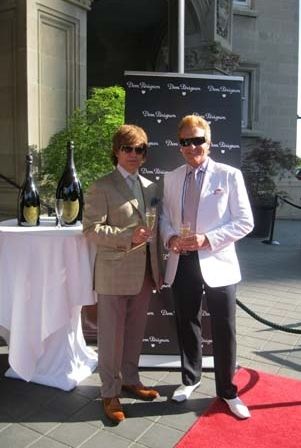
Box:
[0,0,92,218]
[185,0,239,74]
[0,0,27,218]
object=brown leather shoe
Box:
[122,384,159,400]
[103,397,125,423]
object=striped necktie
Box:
[183,168,203,232]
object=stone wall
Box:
[27,0,90,150]
[232,1,299,219]
[0,0,91,218]
[0,0,27,217]
[233,0,299,151]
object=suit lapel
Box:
[139,175,152,207]
[200,157,214,199]
[112,169,144,217]
[172,165,187,227]
[195,157,215,224]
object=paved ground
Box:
[0,219,301,448]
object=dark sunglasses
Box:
[179,137,206,147]
[120,144,147,155]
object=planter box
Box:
[249,204,274,237]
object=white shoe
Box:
[172,381,201,402]
[222,397,251,419]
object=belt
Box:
[179,250,198,257]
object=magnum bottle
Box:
[56,141,83,225]
[17,153,40,226]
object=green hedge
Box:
[39,86,125,206]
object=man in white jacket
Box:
[160,115,254,419]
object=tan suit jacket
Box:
[83,169,160,295]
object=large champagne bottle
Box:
[17,153,40,226]
[56,141,83,225]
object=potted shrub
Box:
[37,85,125,210]
[241,137,298,237]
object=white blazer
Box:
[160,157,254,287]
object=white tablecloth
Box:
[0,217,98,391]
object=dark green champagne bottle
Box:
[17,153,40,226]
[56,141,83,225]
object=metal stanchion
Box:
[262,194,280,245]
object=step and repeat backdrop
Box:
[124,71,242,367]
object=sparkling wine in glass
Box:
[145,207,156,241]
[55,198,64,229]
[179,221,191,254]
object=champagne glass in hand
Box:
[55,198,64,229]
[145,207,156,242]
[179,221,191,254]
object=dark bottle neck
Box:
[25,155,33,179]
[66,142,75,169]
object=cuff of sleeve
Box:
[166,234,178,250]
[204,233,213,251]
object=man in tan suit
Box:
[83,124,161,423]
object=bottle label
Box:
[62,199,79,224]
[23,205,39,226]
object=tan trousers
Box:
[97,268,153,398]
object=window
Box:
[234,65,259,131]
[233,1,257,21]
[233,0,251,7]
[240,72,250,128]
[235,64,259,131]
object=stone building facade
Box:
[0,0,91,218]
[0,0,299,218]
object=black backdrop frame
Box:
[124,71,243,369]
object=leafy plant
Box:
[241,138,299,207]
[38,86,125,208]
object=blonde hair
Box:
[178,115,211,143]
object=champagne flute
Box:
[179,221,191,255]
[55,198,64,229]
[145,206,156,242]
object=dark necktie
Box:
[128,174,145,211]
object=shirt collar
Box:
[117,164,139,179]
[186,158,209,175]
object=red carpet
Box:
[176,368,301,448]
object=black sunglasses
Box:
[179,137,206,147]
[120,144,147,155]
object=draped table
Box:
[0,217,98,391]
